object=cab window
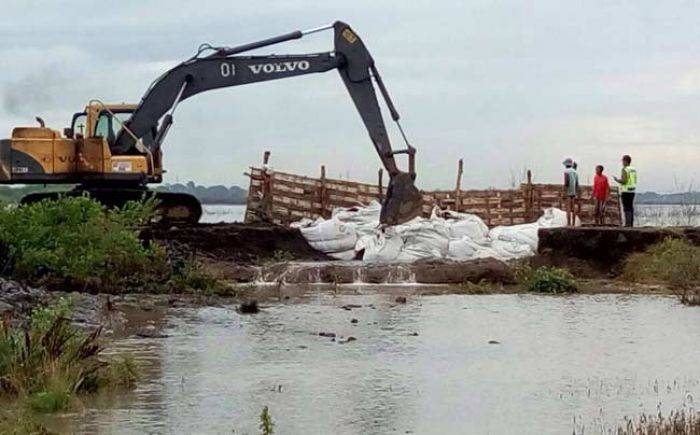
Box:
[94,114,111,139]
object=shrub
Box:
[517,265,578,293]
[0,196,169,292]
[0,299,137,413]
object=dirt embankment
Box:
[537,226,700,276]
[141,223,330,265]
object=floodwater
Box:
[54,290,700,435]
[200,204,246,223]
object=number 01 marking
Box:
[220,63,236,77]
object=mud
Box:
[206,258,513,285]
[142,222,330,265]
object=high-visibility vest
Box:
[621,166,637,192]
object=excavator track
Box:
[21,188,203,225]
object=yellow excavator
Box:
[0,21,422,225]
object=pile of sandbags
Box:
[293,201,573,263]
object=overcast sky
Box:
[2,1,700,192]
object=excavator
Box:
[0,21,422,225]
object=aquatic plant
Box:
[614,409,700,435]
[168,259,224,295]
[259,406,274,435]
[0,299,137,413]
[516,265,578,293]
[457,279,494,294]
[623,237,700,305]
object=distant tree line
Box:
[0,182,248,205]
[155,182,248,204]
[635,191,700,205]
[0,183,694,205]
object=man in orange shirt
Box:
[592,165,610,225]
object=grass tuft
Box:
[259,405,274,435]
[0,299,137,414]
[614,409,700,435]
[516,265,578,293]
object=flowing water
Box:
[52,290,700,434]
[200,204,247,223]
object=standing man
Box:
[614,155,637,227]
[562,158,579,226]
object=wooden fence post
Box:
[320,165,328,218]
[261,151,273,222]
[455,158,463,212]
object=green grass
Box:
[0,299,138,414]
[516,265,578,294]
[623,238,700,305]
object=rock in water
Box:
[238,301,260,314]
[136,325,169,338]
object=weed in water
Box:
[0,407,54,434]
[516,265,578,293]
[457,280,494,294]
[259,406,274,435]
[169,260,223,295]
[612,409,700,435]
[0,300,138,413]
[623,237,700,305]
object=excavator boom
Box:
[114,21,422,224]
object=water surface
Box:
[58,291,700,434]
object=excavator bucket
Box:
[380,172,423,225]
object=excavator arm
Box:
[113,21,422,224]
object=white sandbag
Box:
[491,239,535,259]
[329,250,357,261]
[396,218,450,261]
[489,224,539,250]
[357,229,403,263]
[537,207,580,227]
[289,217,315,229]
[332,200,381,225]
[443,212,490,243]
[299,219,357,253]
[447,237,477,259]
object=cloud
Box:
[2,0,700,191]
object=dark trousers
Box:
[621,192,635,227]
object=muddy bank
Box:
[206,258,513,285]
[142,223,330,265]
[538,226,700,275]
[0,278,233,336]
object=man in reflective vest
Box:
[614,154,637,227]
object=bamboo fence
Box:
[245,155,622,227]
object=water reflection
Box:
[59,291,700,434]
